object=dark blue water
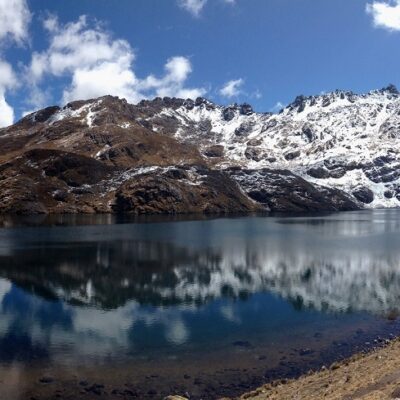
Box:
[1,210,400,399]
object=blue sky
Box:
[0,0,400,126]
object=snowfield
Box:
[144,86,400,208]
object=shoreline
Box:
[0,208,385,229]
[229,337,400,400]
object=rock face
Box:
[113,166,261,214]
[228,168,358,212]
[352,187,374,204]
[4,87,400,215]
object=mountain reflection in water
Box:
[0,209,399,365]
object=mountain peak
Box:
[380,84,399,95]
[3,83,400,215]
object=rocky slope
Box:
[2,85,400,214]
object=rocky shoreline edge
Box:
[166,336,400,400]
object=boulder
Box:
[245,147,263,162]
[240,103,253,115]
[307,167,330,179]
[204,145,224,158]
[222,107,236,121]
[302,124,316,142]
[384,190,394,199]
[352,187,374,204]
[284,150,301,161]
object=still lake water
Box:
[1,210,400,399]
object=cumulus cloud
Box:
[27,16,206,108]
[33,16,134,79]
[63,62,137,104]
[0,95,15,127]
[0,0,31,127]
[0,61,17,93]
[0,60,15,125]
[0,0,31,44]
[28,15,139,104]
[139,56,206,99]
[366,0,400,31]
[219,78,244,98]
[178,0,208,17]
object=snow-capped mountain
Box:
[0,85,399,214]
[141,84,400,209]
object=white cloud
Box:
[165,56,192,82]
[366,0,400,31]
[219,78,244,98]
[0,0,31,44]
[27,16,206,108]
[63,62,138,104]
[178,0,208,17]
[0,61,17,90]
[29,16,136,81]
[178,0,235,17]
[0,95,14,127]
[0,0,31,127]
[27,15,139,105]
[139,56,206,99]
[0,61,17,128]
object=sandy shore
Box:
[228,337,400,400]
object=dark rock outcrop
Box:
[228,168,359,212]
[240,103,253,116]
[284,150,301,161]
[204,145,224,158]
[113,167,262,214]
[352,187,374,204]
[223,107,236,122]
[307,167,330,179]
[245,147,263,162]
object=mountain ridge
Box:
[1,85,400,214]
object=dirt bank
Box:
[232,337,400,400]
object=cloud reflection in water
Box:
[0,210,399,364]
